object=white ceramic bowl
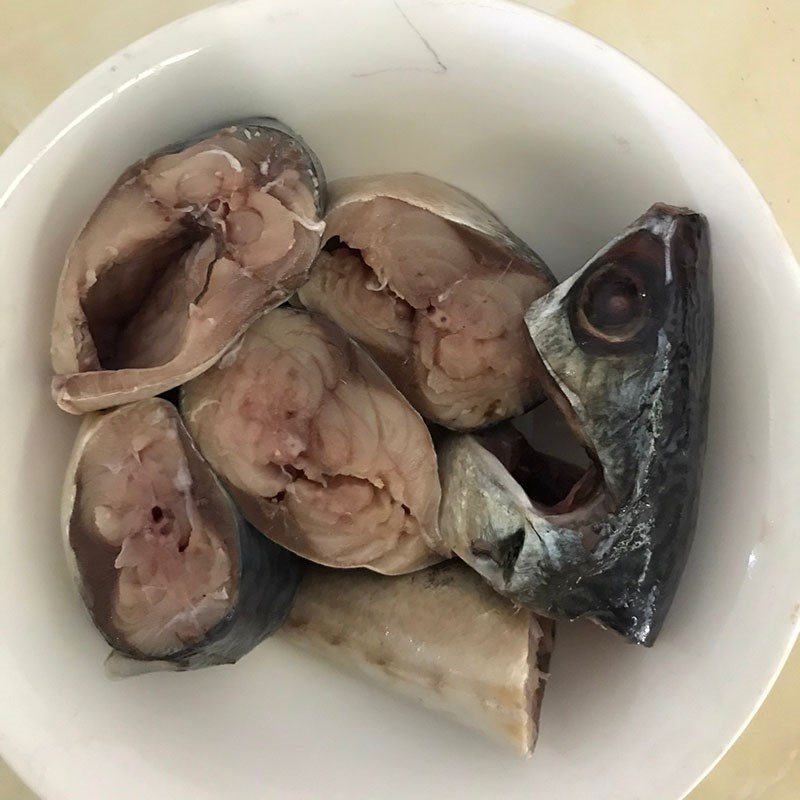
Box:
[1,1,799,798]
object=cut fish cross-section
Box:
[181,307,444,574]
[298,173,556,430]
[62,398,300,671]
[51,118,326,414]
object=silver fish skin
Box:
[440,204,712,645]
[282,561,555,756]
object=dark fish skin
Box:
[140,517,301,670]
[440,204,712,645]
[105,516,302,672]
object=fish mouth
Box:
[452,371,611,588]
[477,423,598,511]
[474,414,607,529]
[503,330,612,525]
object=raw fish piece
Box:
[63,398,300,670]
[299,173,555,430]
[52,118,325,413]
[182,308,443,574]
[283,561,554,756]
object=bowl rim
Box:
[1,1,798,798]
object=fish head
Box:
[525,203,710,506]
[439,204,712,644]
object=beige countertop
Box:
[1,1,798,798]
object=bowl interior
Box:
[1,1,799,799]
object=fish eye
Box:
[568,231,667,356]
[578,263,649,340]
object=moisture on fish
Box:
[63,399,300,671]
[298,173,556,431]
[181,307,444,575]
[439,204,712,645]
[51,118,326,414]
[283,561,554,756]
